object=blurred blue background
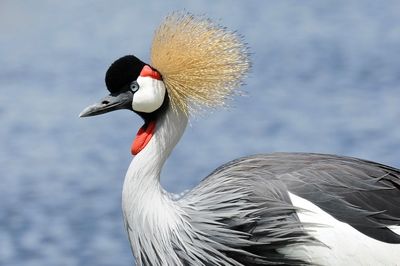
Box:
[1,1,400,265]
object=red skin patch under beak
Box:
[139,65,162,80]
[131,121,157,155]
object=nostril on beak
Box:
[102,100,110,105]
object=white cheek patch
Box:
[132,76,166,113]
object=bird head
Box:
[79,55,167,122]
[80,12,250,154]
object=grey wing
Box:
[224,153,400,243]
[179,152,400,265]
[180,154,322,265]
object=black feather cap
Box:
[105,55,146,94]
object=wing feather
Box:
[214,153,400,243]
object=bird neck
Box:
[122,106,188,265]
[127,105,188,184]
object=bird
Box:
[79,12,400,266]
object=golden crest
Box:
[151,12,250,115]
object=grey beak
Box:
[79,90,134,117]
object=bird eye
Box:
[130,81,139,92]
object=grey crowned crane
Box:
[80,13,400,266]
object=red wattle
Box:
[131,121,156,155]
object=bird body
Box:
[80,12,400,265]
[121,105,400,265]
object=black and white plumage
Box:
[183,153,400,265]
[80,12,400,265]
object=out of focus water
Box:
[1,1,400,265]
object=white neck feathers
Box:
[121,106,188,266]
